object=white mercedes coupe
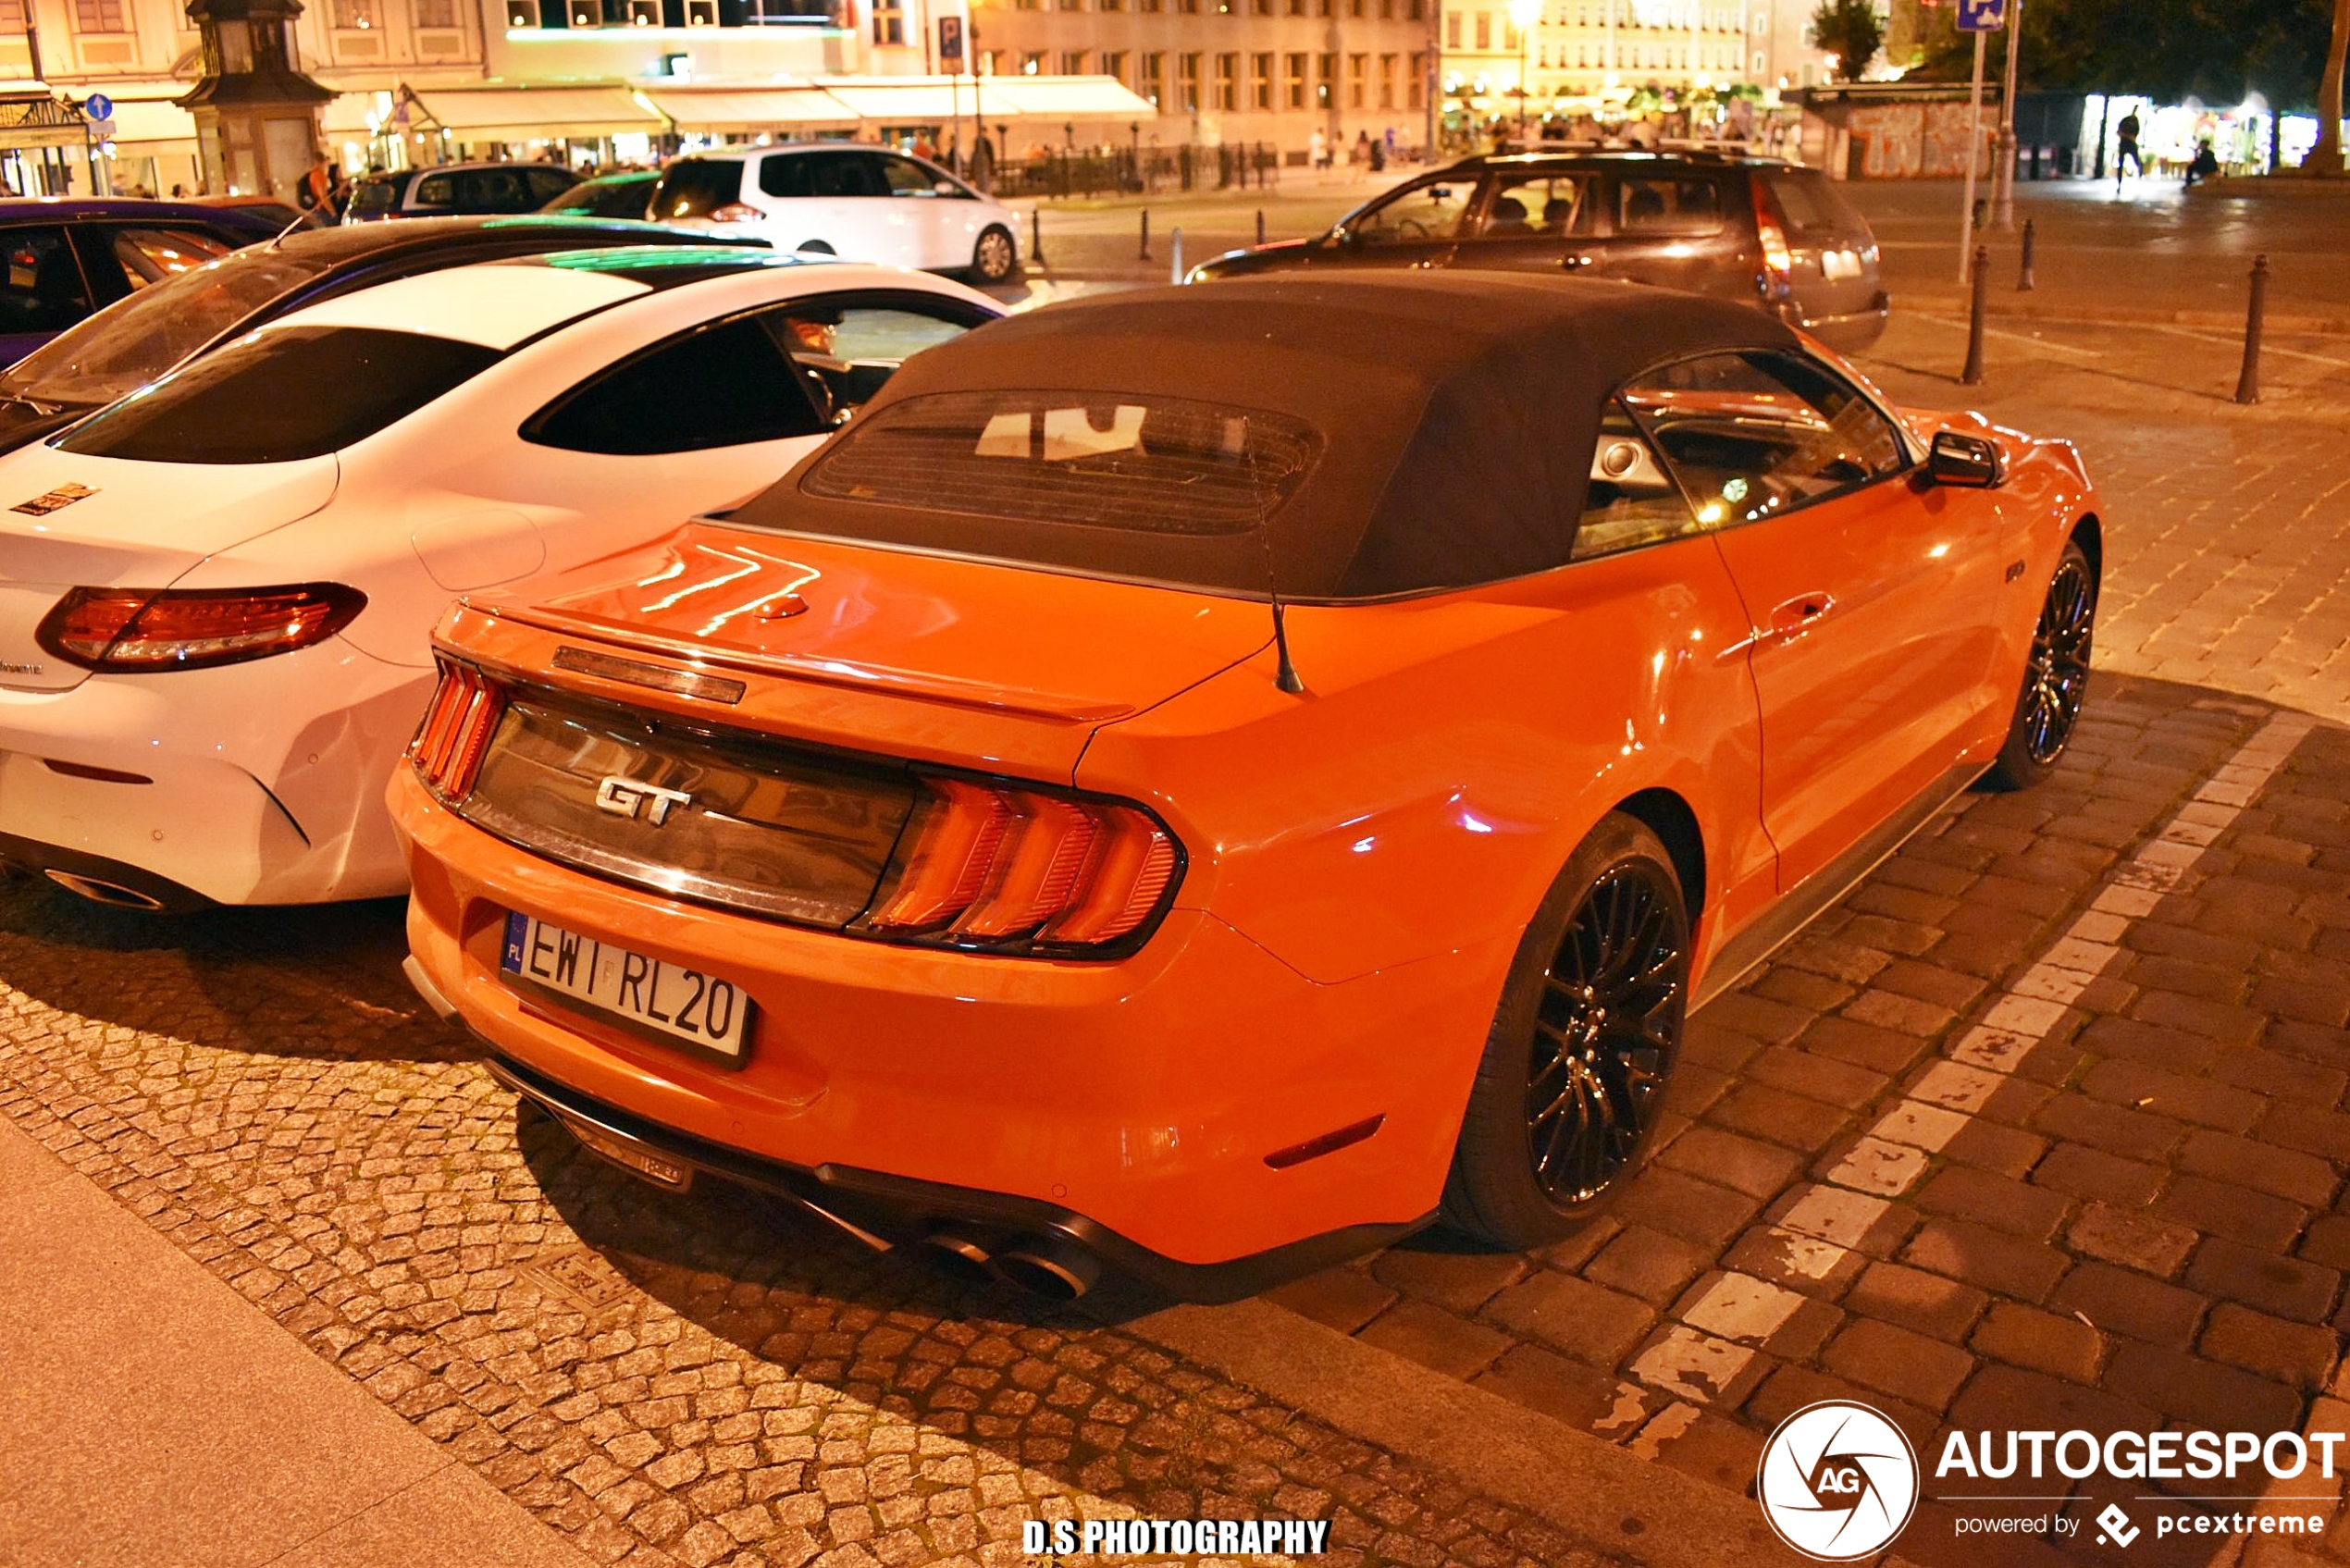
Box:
[0,248,1001,908]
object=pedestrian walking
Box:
[297,153,335,212]
[1309,127,1326,172]
[2114,110,2143,189]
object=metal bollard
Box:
[1169,228,1185,284]
[2235,253,2268,405]
[2017,217,2035,292]
[1139,207,1151,262]
[1030,206,1045,267]
[1255,208,1266,246]
[1961,245,1988,386]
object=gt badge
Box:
[595,775,691,826]
[11,481,96,516]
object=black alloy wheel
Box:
[1985,537,2096,790]
[1441,812,1690,1250]
[1525,862,1686,1205]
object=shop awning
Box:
[641,86,859,134]
[106,96,199,150]
[810,75,1152,124]
[406,85,662,140]
[984,77,1160,118]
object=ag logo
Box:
[1755,1400,1919,1561]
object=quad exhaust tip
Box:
[43,870,165,910]
[919,1227,1098,1300]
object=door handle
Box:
[1759,591,1835,646]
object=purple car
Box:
[0,196,290,365]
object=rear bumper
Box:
[0,643,426,905]
[391,767,1510,1294]
[1787,290,1891,352]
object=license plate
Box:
[500,910,751,1062]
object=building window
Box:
[871,0,903,43]
[1178,0,1197,11]
[1213,53,1237,110]
[1317,52,1336,106]
[1289,0,1304,11]
[1103,49,1127,81]
[1473,10,1490,47]
[1143,51,1164,103]
[1408,51,1425,108]
[1250,52,1272,108]
[329,0,375,25]
[1178,52,1200,112]
[1444,9,1460,45]
[72,0,126,27]
[1020,50,1045,72]
[1379,0,1391,15]
[978,49,1000,72]
[414,0,457,23]
[1285,52,1306,107]
[1060,49,1085,71]
[1378,52,1394,108]
[1347,52,1366,107]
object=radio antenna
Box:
[1243,422,1305,696]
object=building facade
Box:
[962,0,1438,159]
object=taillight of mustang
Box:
[36,584,366,671]
[409,659,1182,958]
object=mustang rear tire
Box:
[1983,537,2096,791]
[1441,812,1690,1251]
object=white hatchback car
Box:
[648,146,1021,284]
[0,249,1000,909]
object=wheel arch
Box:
[2069,511,2103,587]
[1612,785,1706,920]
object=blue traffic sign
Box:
[1956,0,2005,31]
[81,93,112,120]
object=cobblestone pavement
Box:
[1265,321,2350,1563]
[0,890,1671,1568]
[0,298,2344,1567]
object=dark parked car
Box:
[1191,150,1889,351]
[0,215,768,455]
[0,196,291,364]
[344,161,580,223]
[540,169,657,221]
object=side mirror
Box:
[1927,429,2005,488]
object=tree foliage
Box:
[1812,0,1887,82]
[1904,0,2341,112]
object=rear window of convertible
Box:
[57,325,501,464]
[798,390,1319,535]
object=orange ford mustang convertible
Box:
[390,274,2101,1302]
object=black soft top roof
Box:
[738,272,1803,601]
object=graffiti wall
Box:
[1849,101,1992,178]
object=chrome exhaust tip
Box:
[996,1236,1099,1302]
[43,870,165,910]
[919,1228,997,1287]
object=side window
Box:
[1466,172,1596,241]
[109,227,233,290]
[808,153,880,198]
[347,178,402,218]
[525,167,576,205]
[758,155,813,200]
[1573,400,1701,561]
[526,316,828,455]
[1346,179,1471,244]
[768,302,981,423]
[1614,176,1726,236]
[0,227,92,333]
[1622,351,1908,525]
[458,169,535,212]
[411,172,457,209]
[875,155,938,197]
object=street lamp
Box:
[1509,0,1542,140]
